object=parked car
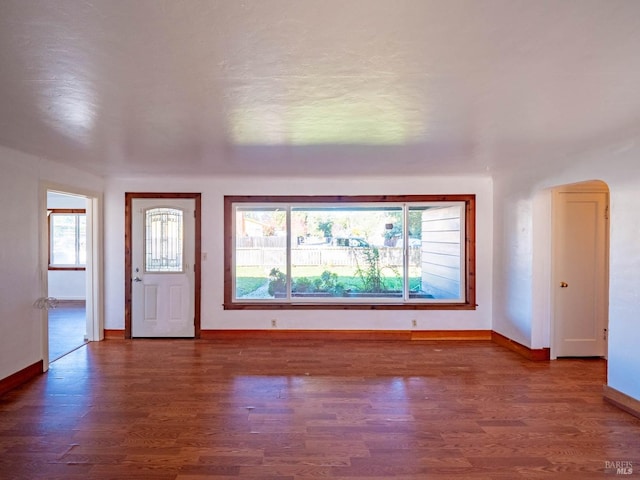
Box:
[385,236,422,247]
[331,237,370,247]
[405,237,423,247]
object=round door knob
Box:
[560,282,568,288]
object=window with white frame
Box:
[49,210,86,269]
[224,195,476,310]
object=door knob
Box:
[560,282,568,288]
[133,276,142,282]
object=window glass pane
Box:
[234,206,287,299]
[410,204,463,300]
[291,206,404,300]
[145,208,184,272]
[50,215,77,265]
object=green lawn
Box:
[235,266,421,297]
[291,275,421,292]
[235,277,268,297]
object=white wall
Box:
[0,146,103,380]
[493,143,640,402]
[47,271,86,300]
[47,191,86,209]
[104,174,493,332]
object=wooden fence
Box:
[236,247,422,268]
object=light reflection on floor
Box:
[48,300,87,362]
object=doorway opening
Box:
[42,186,103,370]
[551,180,610,359]
[47,191,88,361]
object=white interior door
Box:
[553,190,608,357]
[132,198,195,337]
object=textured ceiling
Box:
[0,0,639,177]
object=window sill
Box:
[223,302,477,310]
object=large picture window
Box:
[224,195,475,310]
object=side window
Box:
[49,210,86,269]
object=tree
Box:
[316,218,333,239]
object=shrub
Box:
[268,268,345,296]
[267,268,286,296]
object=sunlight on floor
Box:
[48,300,87,362]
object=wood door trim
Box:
[124,192,202,339]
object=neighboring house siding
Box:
[421,206,462,299]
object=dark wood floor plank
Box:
[0,338,638,479]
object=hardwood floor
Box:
[48,300,87,362]
[0,338,638,479]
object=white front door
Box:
[132,198,195,337]
[553,190,608,357]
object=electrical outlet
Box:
[271,319,277,328]
[411,319,417,328]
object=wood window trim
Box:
[48,208,87,271]
[223,194,476,310]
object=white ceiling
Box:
[1,0,639,177]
